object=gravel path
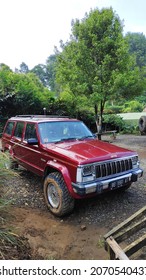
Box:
[2,134,146,260]
[3,134,146,227]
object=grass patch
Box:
[0,151,30,259]
[97,236,104,248]
[0,230,31,259]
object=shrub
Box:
[104,105,123,114]
[123,101,143,113]
[102,114,125,132]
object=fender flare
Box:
[44,160,74,195]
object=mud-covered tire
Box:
[43,172,75,217]
[138,116,146,134]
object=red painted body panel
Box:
[46,139,135,165]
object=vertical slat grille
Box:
[96,158,133,178]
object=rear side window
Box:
[4,121,15,135]
[14,122,24,138]
[24,123,37,140]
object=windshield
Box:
[38,121,94,144]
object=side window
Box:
[14,122,24,139]
[24,123,37,140]
[4,121,15,135]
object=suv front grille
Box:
[95,158,133,178]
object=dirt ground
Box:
[1,134,146,260]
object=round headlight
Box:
[83,165,94,176]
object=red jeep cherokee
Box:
[1,115,143,216]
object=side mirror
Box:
[27,138,39,145]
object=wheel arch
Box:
[44,161,73,195]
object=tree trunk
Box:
[95,104,102,140]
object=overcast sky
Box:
[0,0,146,70]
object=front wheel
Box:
[43,172,75,217]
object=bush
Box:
[102,114,125,132]
[102,114,140,134]
[104,105,123,114]
[123,101,143,113]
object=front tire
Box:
[43,172,75,217]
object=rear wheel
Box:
[43,172,75,217]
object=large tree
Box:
[56,8,144,133]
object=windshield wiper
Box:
[78,136,94,141]
[54,137,77,143]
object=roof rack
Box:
[15,115,70,119]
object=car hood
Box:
[45,139,136,165]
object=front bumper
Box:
[72,168,143,196]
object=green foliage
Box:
[0,117,8,135]
[19,62,29,74]
[97,236,104,248]
[104,105,123,114]
[0,230,19,245]
[123,100,143,113]
[0,152,17,185]
[1,15,146,121]
[102,114,140,134]
[0,65,55,117]
[125,32,146,69]
[120,123,138,134]
[59,89,94,117]
[31,64,48,87]
[103,114,125,131]
[0,152,10,184]
[0,64,15,101]
[136,91,146,105]
[0,151,21,258]
[55,8,144,121]
[46,55,58,91]
[31,55,58,91]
